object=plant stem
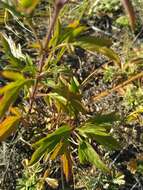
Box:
[28,1,69,113]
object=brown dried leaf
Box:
[127,159,137,174]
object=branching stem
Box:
[28,0,69,113]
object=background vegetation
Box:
[0,0,143,189]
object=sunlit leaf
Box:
[29,145,49,165]
[0,115,21,142]
[45,177,59,189]
[68,20,80,28]
[113,173,125,185]
[46,92,67,111]
[1,70,25,81]
[19,0,41,14]
[10,107,21,117]
[50,140,64,160]
[0,79,32,118]
[127,107,143,122]
[77,112,120,150]
[45,78,86,116]
[1,33,26,67]
[69,77,80,93]
[77,124,110,137]
[61,150,72,182]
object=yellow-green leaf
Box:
[50,141,64,160]
[127,107,143,122]
[19,0,41,14]
[0,79,32,118]
[1,71,25,81]
[0,116,20,142]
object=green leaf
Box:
[49,19,62,48]
[88,112,120,126]
[33,124,71,148]
[75,36,121,66]
[71,26,87,38]
[77,113,121,150]
[45,78,85,116]
[77,123,110,137]
[69,99,86,115]
[69,77,80,93]
[46,92,67,107]
[50,140,64,160]
[78,141,109,172]
[94,135,120,150]
[78,112,120,134]
[30,125,71,165]
[58,25,87,44]
[30,139,59,165]
[77,36,112,47]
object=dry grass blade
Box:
[93,72,143,101]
